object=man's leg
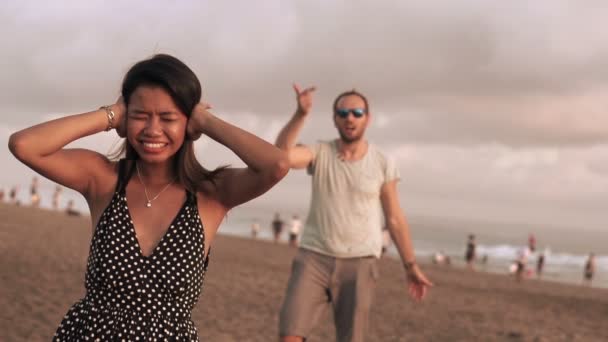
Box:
[330,256,379,342]
[279,249,334,341]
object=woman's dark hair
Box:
[332,89,370,115]
[110,54,226,193]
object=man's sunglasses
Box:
[335,108,366,118]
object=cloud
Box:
[385,142,608,227]
[2,0,608,229]
[367,87,608,146]
[2,1,608,145]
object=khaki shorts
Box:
[279,248,379,342]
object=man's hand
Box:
[293,83,316,116]
[406,265,433,301]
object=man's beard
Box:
[338,129,363,144]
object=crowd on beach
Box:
[252,214,396,255]
[428,232,598,287]
[2,172,599,291]
[2,173,600,292]
[0,176,81,216]
[249,213,303,247]
[250,212,600,288]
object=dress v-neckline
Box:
[123,194,188,259]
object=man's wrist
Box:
[295,108,309,117]
[403,260,417,272]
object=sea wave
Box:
[475,244,607,270]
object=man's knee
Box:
[280,335,305,342]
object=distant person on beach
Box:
[288,214,302,247]
[251,219,261,239]
[52,185,62,210]
[272,212,285,243]
[30,176,40,207]
[515,246,530,282]
[432,251,445,265]
[583,253,596,286]
[536,253,545,278]
[65,199,80,217]
[9,186,18,204]
[9,54,288,341]
[528,233,536,252]
[481,254,488,265]
[465,234,476,270]
[275,85,432,342]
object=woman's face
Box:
[126,85,188,164]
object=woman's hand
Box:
[187,102,213,141]
[110,96,127,138]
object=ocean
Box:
[222,206,608,289]
[7,186,607,289]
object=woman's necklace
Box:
[136,163,175,208]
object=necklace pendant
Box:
[146,201,152,208]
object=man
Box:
[275,85,432,342]
[583,253,596,287]
[30,176,40,207]
[515,245,530,282]
[528,233,536,252]
[251,219,261,239]
[289,214,302,247]
[536,253,545,278]
[272,212,285,243]
[52,184,63,210]
[465,234,476,270]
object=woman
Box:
[9,54,289,340]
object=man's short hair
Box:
[332,90,369,114]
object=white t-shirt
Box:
[290,218,302,235]
[517,247,531,263]
[299,140,400,258]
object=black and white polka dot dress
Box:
[53,160,209,341]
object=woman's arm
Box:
[188,103,289,209]
[8,100,125,197]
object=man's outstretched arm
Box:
[380,180,433,301]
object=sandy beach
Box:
[1,203,607,342]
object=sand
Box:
[1,203,607,341]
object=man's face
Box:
[333,95,370,143]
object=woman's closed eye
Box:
[161,116,178,122]
[129,113,148,120]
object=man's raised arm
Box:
[275,84,317,169]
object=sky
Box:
[1,0,608,231]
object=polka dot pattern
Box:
[53,186,208,341]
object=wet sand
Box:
[1,203,607,341]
